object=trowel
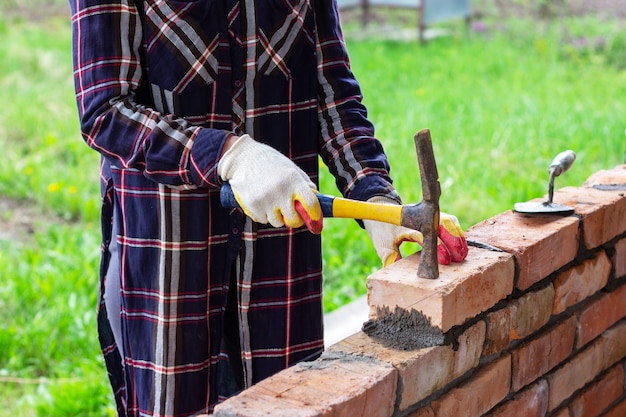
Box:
[514,150,576,215]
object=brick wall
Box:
[212,165,626,417]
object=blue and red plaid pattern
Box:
[69,0,399,415]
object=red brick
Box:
[614,238,626,279]
[603,398,626,417]
[484,307,512,356]
[512,316,576,391]
[584,165,626,187]
[546,342,604,411]
[577,284,626,349]
[467,211,579,291]
[601,321,626,370]
[328,331,454,411]
[406,407,435,417]
[485,379,549,417]
[570,364,624,417]
[452,320,486,380]
[212,351,397,417]
[483,285,555,357]
[510,285,555,340]
[431,355,511,417]
[558,185,626,250]
[553,250,611,315]
[552,408,572,417]
[366,248,513,332]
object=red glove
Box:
[363,196,468,266]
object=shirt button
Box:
[234,80,242,88]
[232,228,239,235]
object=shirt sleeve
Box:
[313,0,401,203]
[69,0,226,189]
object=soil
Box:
[0,198,39,243]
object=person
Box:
[68,0,468,415]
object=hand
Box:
[218,134,323,234]
[363,196,468,266]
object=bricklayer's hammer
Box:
[220,129,441,279]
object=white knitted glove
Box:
[363,196,468,266]
[217,134,323,233]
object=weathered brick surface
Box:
[485,380,549,417]
[577,285,626,349]
[512,316,577,391]
[557,185,626,250]
[552,250,611,315]
[603,398,626,417]
[406,406,435,417]
[328,331,455,411]
[366,248,513,332]
[614,238,626,279]
[569,364,624,417]
[452,321,486,380]
[601,321,626,370]
[483,307,512,356]
[430,355,511,417]
[583,165,626,188]
[551,408,572,417]
[546,341,604,411]
[483,285,555,357]
[466,211,579,291]
[212,351,397,417]
[510,285,555,340]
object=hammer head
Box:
[403,129,440,279]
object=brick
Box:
[328,331,454,411]
[583,165,626,188]
[366,248,513,332]
[483,285,555,357]
[485,379,549,417]
[552,408,572,417]
[212,384,322,417]
[467,211,579,291]
[510,284,555,340]
[546,342,604,411]
[570,364,624,417]
[452,321,486,380]
[553,250,611,315]
[577,284,626,348]
[603,398,626,417]
[557,185,626,250]
[212,351,397,417]
[614,238,626,279]
[601,321,626,370]
[484,307,512,356]
[512,316,576,391]
[431,355,511,417]
[406,407,435,417]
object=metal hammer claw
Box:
[220,129,441,279]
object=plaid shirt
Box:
[70,0,398,415]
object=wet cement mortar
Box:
[361,306,446,351]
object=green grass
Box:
[1,9,625,416]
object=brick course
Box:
[213,165,626,417]
[569,364,624,417]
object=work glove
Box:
[218,134,323,234]
[363,196,468,267]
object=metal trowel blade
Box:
[513,201,574,215]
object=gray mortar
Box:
[361,305,445,350]
[296,350,391,372]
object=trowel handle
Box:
[549,150,576,177]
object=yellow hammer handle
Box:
[322,195,403,226]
